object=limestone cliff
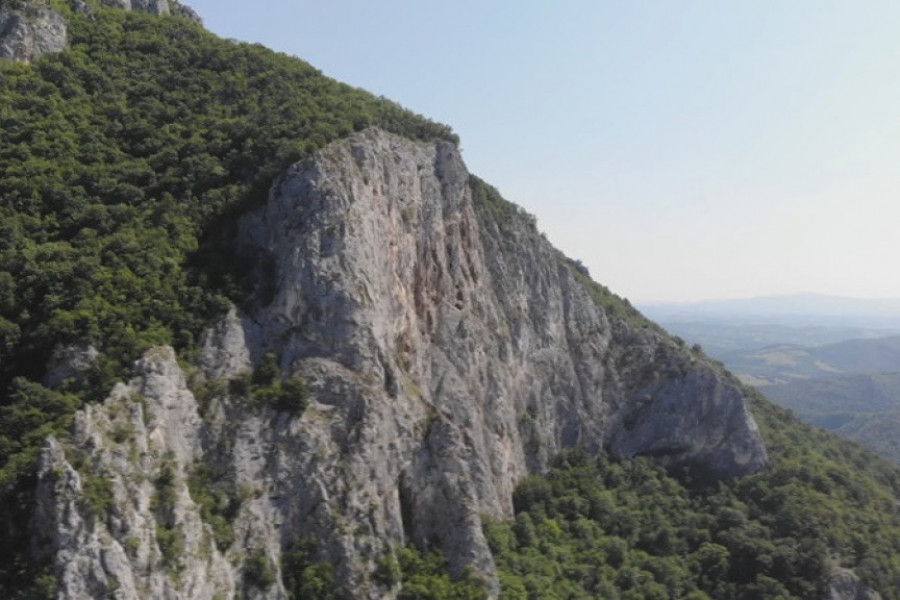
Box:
[34,129,768,599]
[0,2,66,62]
[100,0,202,24]
[0,0,200,62]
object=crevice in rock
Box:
[397,474,415,547]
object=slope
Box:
[488,395,900,599]
[0,2,455,595]
[1,3,900,600]
[705,335,900,385]
[762,372,900,464]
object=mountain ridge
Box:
[2,3,900,600]
[642,294,900,330]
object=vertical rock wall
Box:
[35,129,768,599]
[0,3,66,62]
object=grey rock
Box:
[99,0,130,9]
[71,1,92,15]
[170,0,201,25]
[827,567,881,600]
[44,344,99,389]
[197,306,257,379]
[131,0,170,15]
[36,129,768,599]
[0,3,66,63]
[35,347,234,600]
[98,0,200,22]
[236,127,767,584]
[0,0,201,63]
[100,0,168,14]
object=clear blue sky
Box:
[188,0,900,302]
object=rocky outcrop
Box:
[97,0,199,23]
[0,3,66,63]
[827,568,882,600]
[44,344,99,389]
[169,0,201,25]
[99,0,201,23]
[100,0,168,15]
[35,128,768,599]
[34,348,233,600]
[0,0,202,63]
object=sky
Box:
[188,0,900,303]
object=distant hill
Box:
[762,372,900,464]
[645,296,900,467]
[641,293,900,329]
[723,335,900,385]
[657,320,899,357]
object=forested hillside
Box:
[4,3,900,600]
[485,394,900,599]
[0,3,454,595]
[762,372,900,464]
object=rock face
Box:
[100,0,202,23]
[35,128,768,599]
[100,0,168,15]
[0,0,202,62]
[43,344,100,389]
[0,3,67,63]
[34,348,233,600]
[827,568,882,600]
[169,0,201,25]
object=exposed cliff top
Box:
[0,1,67,61]
[0,0,201,62]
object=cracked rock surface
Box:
[35,129,768,599]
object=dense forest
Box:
[485,394,900,599]
[3,3,900,599]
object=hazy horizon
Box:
[641,292,900,306]
[189,0,900,303]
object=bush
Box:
[244,550,276,590]
[282,538,340,600]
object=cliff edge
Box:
[35,128,768,599]
[0,0,200,63]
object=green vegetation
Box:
[567,264,658,331]
[282,537,341,600]
[199,351,311,415]
[187,463,241,550]
[486,394,900,599]
[0,3,454,594]
[470,175,528,224]
[244,550,277,591]
[79,470,113,521]
[828,409,900,465]
[247,352,310,415]
[152,459,184,573]
[155,524,185,573]
[394,547,489,600]
[280,539,488,600]
[760,372,900,464]
[4,3,900,600]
